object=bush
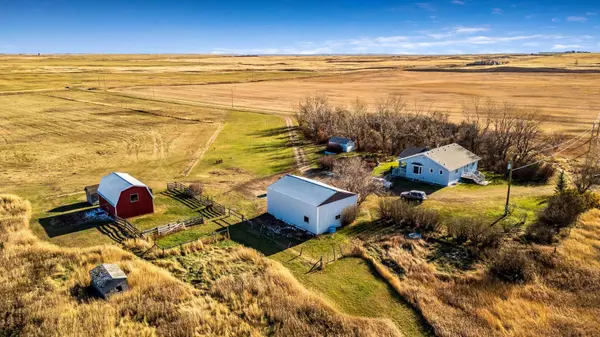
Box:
[187,182,204,197]
[511,162,555,184]
[341,205,358,226]
[526,189,587,243]
[489,247,535,283]
[376,198,441,235]
[446,216,505,252]
[317,155,336,171]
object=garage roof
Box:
[267,174,356,207]
[97,172,153,206]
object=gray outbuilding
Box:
[84,184,99,205]
[90,264,129,299]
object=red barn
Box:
[97,172,154,218]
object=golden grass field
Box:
[119,68,600,135]
[3,53,600,336]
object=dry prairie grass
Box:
[122,69,600,135]
[353,209,600,336]
[0,194,400,336]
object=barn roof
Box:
[400,143,480,171]
[267,174,356,207]
[97,172,153,207]
[329,137,353,145]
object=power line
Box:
[513,124,596,172]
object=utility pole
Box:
[504,160,513,216]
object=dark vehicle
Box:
[400,190,427,202]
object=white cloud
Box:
[586,12,597,16]
[451,0,465,4]
[525,14,535,19]
[552,18,561,22]
[453,26,490,34]
[492,8,503,15]
[552,44,583,50]
[567,16,588,22]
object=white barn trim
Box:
[266,175,358,235]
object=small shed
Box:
[90,264,128,299]
[84,184,99,205]
[98,172,154,218]
[328,137,356,153]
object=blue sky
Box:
[1,0,599,54]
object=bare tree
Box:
[573,142,600,193]
[332,157,377,204]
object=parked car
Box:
[400,190,427,202]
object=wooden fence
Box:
[141,215,204,237]
[167,182,244,219]
[113,215,141,238]
[157,227,230,250]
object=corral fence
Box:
[155,227,230,251]
[113,215,142,238]
[167,182,246,222]
[141,215,204,238]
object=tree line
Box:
[296,94,560,182]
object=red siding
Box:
[115,186,154,218]
[99,195,116,217]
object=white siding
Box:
[266,186,319,234]
[317,195,358,234]
[404,155,450,186]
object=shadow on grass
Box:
[389,178,445,195]
[161,190,204,210]
[39,207,112,238]
[228,214,312,256]
[48,201,91,213]
[249,126,296,138]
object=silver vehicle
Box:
[400,190,427,202]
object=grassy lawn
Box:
[156,222,226,248]
[193,110,295,177]
[372,161,399,176]
[270,252,432,337]
[129,192,202,231]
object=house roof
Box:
[267,174,356,207]
[97,172,153,206]
[329,137,353,145]
[84,184,99,193]
[401,143,480,171]
[398,146,429,159]
[90,264,127,292]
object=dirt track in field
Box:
[117,69,600,135]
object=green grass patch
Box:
[194,110,295,177]
[271,253,432,337]
[156,221,226,248]
[130,193,203,231]
[372,161,399,177]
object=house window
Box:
[455,169,458,174]
[335,214,341,220]
[412,164,423,175]
[130,193,139,203]
[429,168,433,173]
[439,170,443,175]
[304,216,309,223]
[116,285,123,292]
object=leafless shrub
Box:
[317,155,336,171]
[489,247,536,283]
[341,205,358,226]
[376,198,441,235]
[187,182,203,196]
[331,157,377,204]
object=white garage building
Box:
[266,174,358,235]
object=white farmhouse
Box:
[266,174,358,235]
[392,143,483,186]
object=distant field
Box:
[119,69,600,134]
